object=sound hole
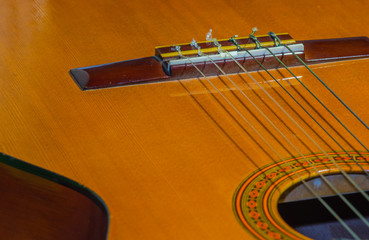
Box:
[278,174,369,240]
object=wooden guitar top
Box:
[2,0,369,239]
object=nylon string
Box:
[211,38,369,208]
[226,36,369,198]
[177,52,360,239]
[175,35,369,236]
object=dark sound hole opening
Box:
[278,174,369,240]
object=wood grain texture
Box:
[2,0,369,239]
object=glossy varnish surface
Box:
[2,0,369,239]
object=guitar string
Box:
[207,37,369,210]
[202,52,369,229]
[263,33,369,176]
[281,39,369,130]
[188,33,369,228]
[226,35,369,197]
[223,37,369,201]
[263,45,369,179]
[227,36,369,180]
[244,37,369,234]
[275,36,369,154]
[179,33,369,231]
[176,49,360,239]
[258,38,369,198]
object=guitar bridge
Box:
[70,33,369,90]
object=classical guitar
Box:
[2,0,369,239]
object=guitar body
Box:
[1,0,369,239]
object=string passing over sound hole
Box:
[234,152,369,240]
[278,174,369,240]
